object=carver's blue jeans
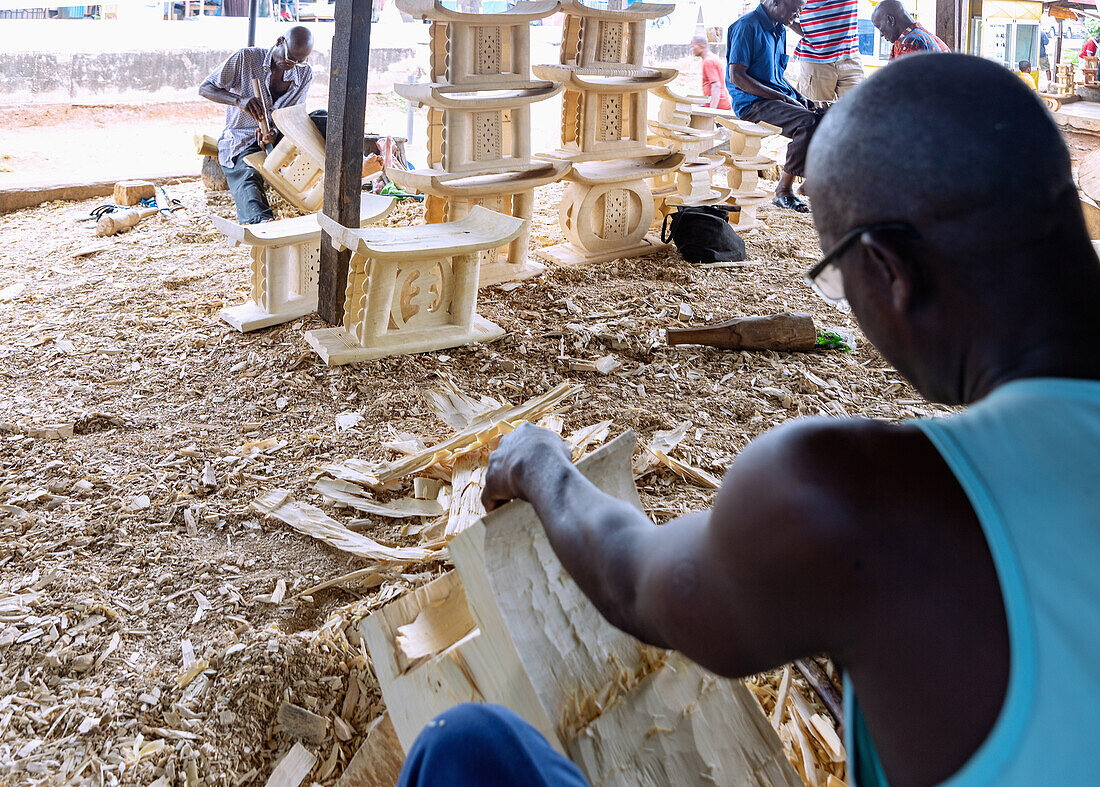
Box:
[223,143,273,225]
[398,704,589,787]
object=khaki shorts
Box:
[797,56,865,102]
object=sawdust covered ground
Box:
[0,180,951,785]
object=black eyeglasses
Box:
[804,222,918,310]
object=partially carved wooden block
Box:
[362,433,801,786]
[243,104,327,213]
[212,193,396,332]
[305,206,522,365]
[534,1,681,266]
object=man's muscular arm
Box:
[482,421,866,678]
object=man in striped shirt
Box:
[789,0,863,103]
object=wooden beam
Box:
[935,0,958,50]
[319,0,374,325]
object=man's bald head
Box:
[806,54,1095,404]
[871,0,911,43]
[807,54,1075,262]
[287,25,313,49]
[278,26,314,65]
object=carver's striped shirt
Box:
[793,0,860,63]
[201,46,313,169]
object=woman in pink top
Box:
[691,35,732,110]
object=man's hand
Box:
[254,128,276,147]
[482,423,572,512]
[238,96,265,123]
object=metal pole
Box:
[1057,18,1064,70]
[406,73,415,149]
[248,0,258,46]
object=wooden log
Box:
[113,179,155,206]
[319,0,374,325]
[194,133,220,157]
[335,713,404,787]
[96,207,158,237]
[202,155,229,191]
[667,312,816,352]
[447,433,800,785]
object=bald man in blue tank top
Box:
[397,54,1100,787]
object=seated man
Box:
[726,0,820,213]
[872,0,949,59]
[399,54,1100,786]
[199,27,315,224]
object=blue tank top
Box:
[845,377,1100,786]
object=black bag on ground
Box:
[660,206,747,263]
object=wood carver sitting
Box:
[198,26,316,224]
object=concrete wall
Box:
[0,46,421,105]
[0,17,698,107]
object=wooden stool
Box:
[306,206,524,365]
[213,193,396,332]
[386,0,566,286]
[396,164,568,286]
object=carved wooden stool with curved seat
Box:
[533,0,683,265]
[212,193,396,332]
[387,0,567,286]
[306,206,524,365]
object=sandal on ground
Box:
[772,194,810,213]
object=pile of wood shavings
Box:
[0,179,951,784]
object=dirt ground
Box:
[0,168,961,785]
[0,99,410,189]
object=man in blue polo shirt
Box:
[727,0,823,212]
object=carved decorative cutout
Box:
[430,22,449,82]
[473,111,503,162]
[598,95,622,142]
[598,21,624,63]
[301,244,320,296]
[392,259,453,331]
[602,189,627,239]
[475,26,502,75]
[427,108,446,168]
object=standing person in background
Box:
[691,34,732,109]
[1082,35,1098,58]
[788,0,863,103]
[1039,29,1051,85]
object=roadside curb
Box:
[0,172,201,215]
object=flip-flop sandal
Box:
[772,194,810,213]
